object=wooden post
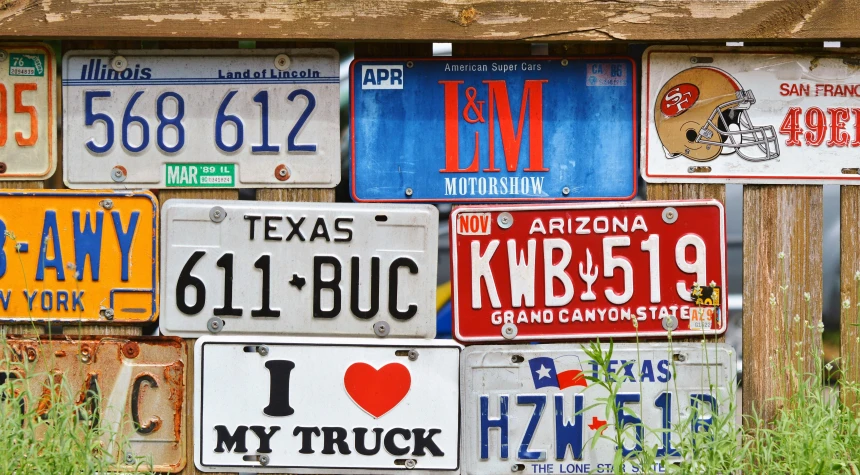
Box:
[742,185,823,422]
[841,186,860,406]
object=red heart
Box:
[343,362,411,418]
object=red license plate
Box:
[450,201,727,342]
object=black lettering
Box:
[244,215,261,240]
[0,372,24,417]
[310,217,331,242]
[131,374,160,434]
[214,425,248,453]
[264,216,282,241]
[250,426,281,453]
[412,428,444,456]
[293,426,321,454]
[334,217,353,242]
[354,428,383,455]
[286,217,306,241]
[313,256,341,318]
[263,360,295,417]
[389,257,418,320]
[78,373,100,429]
[384,427,411,456]
[351,256,379,319]
[322,426,351,455]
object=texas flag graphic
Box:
[528,356,588,389]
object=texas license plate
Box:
[643,46,860,183]
[0,190,158,323]
[461,343,735,475]
[450,201,727,342]
[351,57,636,202]
[160,201,438,338]
[0,43,56,180]
[194,337,460,473]
[1,335,186,472]
[62,49,339,188]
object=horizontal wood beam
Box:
[0,0,856,42]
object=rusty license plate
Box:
[1,335,186,472]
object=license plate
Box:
[643,46,860,183]
[351,57,636,202]
[194,336,460,473]
[160,201,438,338]
[0,43,56,180]
[461,343,735,475]
[62,49,339,189]
[450,201,726,342]
[0,190,158,323]
[2,335,186,472]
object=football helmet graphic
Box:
[654,67,779,162]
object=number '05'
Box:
[83,89,316,154]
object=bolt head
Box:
[111,56,128,72]
[562,186,571,196]
[125,453,135,464]
[207,317,224,333]
[408,349,419,361]
[405,459,417,469]
[257,345,269,357]
[259,454,270,466]
[274,54,291,71]
[0,50,8,62]
[561,59,569,66]
[405,187,413,196]
[210,206,227,223]
[373,321,390,337]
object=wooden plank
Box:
[841,186,860,406]
[0,1,851,42]
[743,185,823,423]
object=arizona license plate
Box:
[0,43,56,180]
[351,57,636,202]
[461,343,735,475]
[1,336,186,472]
[62,49,339,188]
[160,201,438,338]
[450,201,726,342]
[0,190,158,323]
[643,46,860,183]
[194,337,460,473]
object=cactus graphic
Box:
[579,248,599,301]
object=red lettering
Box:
[827,107,850,147]
[483,79,549,173]
[439,80,479,173]
[852,109,860,147]
[779,83,790,96]
[805,107,826,146]
[778,107,803,146]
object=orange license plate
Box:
[0,190,158,323]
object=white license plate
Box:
[62,49,339,188]
[160,200,438,338]
[194,336,461,473]
[461,343,735,475]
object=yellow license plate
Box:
[0,190,157,323]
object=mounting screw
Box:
[0,50,8,62]
[80,347,92,364]
[662,207,678,224]
[662,314,679,331]
[125,452,135,464]
[207,317,224,333]
[259,454,270,466]
[257,345,269,357]
[407,349,419,361]
[0,162,7,174]
[209,206,226,223]
[502,322,518,340]
[111,56,128,72]
[102,308,114,320]
[122,341,140,359]
[111,166,126,183]
[405,187,413,197]
[406,61,414,68]
[675,353,687,362]
[511,464,525,472]
[690,56,699,64]
[404,459,417,469]
[275,164,290,181]
[99,199,114,210]
[562,186,570,196]
[274,54,291,71]
[561,59,569,66]
[373,321,390,337]
[497,212,513,229]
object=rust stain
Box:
[53,350,66,358]
[456,6,479,27]
[122,341,140,359]
[164,360,185,443]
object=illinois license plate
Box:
[194,336,460,473]
[643,46,860,183]
[450,201,726,342]
[461,343,735,475]
[0,43,56,180]
[160,201,438,338]
[2,335,186,472]
[62,49,339,189]
[351,57,636,202]
[0,190,158,323]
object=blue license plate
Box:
[350,57,637,202]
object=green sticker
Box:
[9,54,45,77]
[166,164,235,187]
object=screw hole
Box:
[375,215,388,222]
[243,346,258,353]
[394,349,410,357]
[511,354,524,363]
[673,353,687,362]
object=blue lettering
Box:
[377,68,389,83]
[57,290,69,311]
[362,68,377,86]
[36,211,65,281]
[480,395,508,460]
[657,359,671,382]
[620,360,636,381]
[0,290,9,310]
[23,290,36,311]
[72,291,85,311]
[554,394,584,460]
[640,360,655,383]
[690,394,718,441]
[516,394,546,460]
[390,68,403,85]
[615,393,642,456]
[112,211,139,281]
[73,211,104,281]
[41,290,53,311]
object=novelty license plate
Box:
[160,201,438,338]
[194,337,460,473]
[450,201,726,342]
[62,49,339,189]
[2,336,186,472]
[0,43,56,180]
[461,343,735,475]
[643,46,860,183]
[0,190,158,323]
[351,57,636,202]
